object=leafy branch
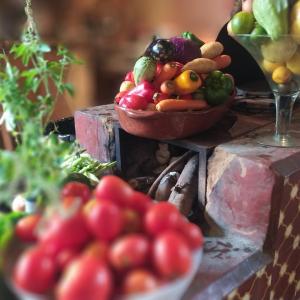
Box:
[0,36,80,204]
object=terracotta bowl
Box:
[115,96,235,140]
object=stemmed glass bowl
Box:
[234,34,300,147]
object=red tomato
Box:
[57,249,79,270]
[56,255,113,300]
[82,241,109,261]
[126,191,152,215]
[13,247,57,294]
[84,200,123,241]
[144,202,182,236]
[122,269,159,295]
[38,212,91,256]
[109,234,150,271]
[15,214,41,242]
[153,231,192,279]
[180,222,204,250]
[94,175,134,207]
[123,209,142,233]
[61,182,91,205]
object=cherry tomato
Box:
[56,255,113,300]
[82,241,109,261]
[153,231,192,279]
[126,191,152,215]
[13,246,57,294]
[61,182,91,205]
[144,202,182,236]
[95,175,134,207]
[15,214,41,242]
[122,209,142,233]
[38,212,91,256]
[56,249,79,270]
[122,269,159,295]
[109,234,150,271]
[84,200,123,241]
[180,222,204,250]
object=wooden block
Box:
[74,104,118,162]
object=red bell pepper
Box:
[115,91,127,104]
[127,81,156,103]
[124,71,134,82]
[119,94,148,110]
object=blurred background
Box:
[0,0,234,120]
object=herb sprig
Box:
[0,30,79,204]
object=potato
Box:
[200,42,224,59]
[182,58,217,74]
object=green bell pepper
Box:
[181,32,205,47]
[204,71,234,106]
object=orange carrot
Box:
[160,80,176,95]
[213,55,232,69]
[156,99,209,112]
[154,62,178,87]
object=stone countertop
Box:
[74,103,300,299]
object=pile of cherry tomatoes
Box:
[12,175,203,300]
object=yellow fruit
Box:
[291,1,300,21]
[262,60,283,74]
[291,21,300,44]
[287,51,300,75]
[261,37,298,63]
[119,81,135,93]
[272,66,292,84]
[227,21,234,37]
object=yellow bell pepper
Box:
[173,70,202,95]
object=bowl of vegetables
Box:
[114,32,235,140]
[4,176,204,300]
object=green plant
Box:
[0,1,79,204]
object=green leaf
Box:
[63,83,75,97]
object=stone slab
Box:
[206,122,300,248]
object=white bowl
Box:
[123,250,203,300]
[8,250,203,300]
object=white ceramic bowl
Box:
[9,250,202,300]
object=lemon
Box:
[291,1,300,21]
[287,51,300,75]
[231,12,255,35]
[262,60,284,74]
[261,37,298,63]
[291,20,300,44]
[272,66,292,84]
